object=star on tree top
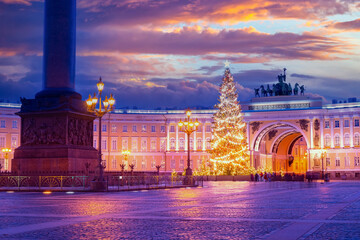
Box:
[224,60,230,68]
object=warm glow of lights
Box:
[92,93,98,105]
[178,121,184,127]
[103,96,109,109]
[86,94,93,107]
[43,191,52,195]
[186,110,191,117]
[108,94,115,106]
[97,77,104,92]
[2,148,11,153]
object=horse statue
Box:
[260,85,267,97]
[254,88,260,97]
[267,84,273,96]
[288,83,292,95]
[293,83,299,95]
[300,85,305,95]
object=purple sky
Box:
[0,0,359,109]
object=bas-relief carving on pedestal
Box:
[22,117,66,145]
[22,116,93,147]
[68,117,93,146]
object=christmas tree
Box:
[209,63,250,175]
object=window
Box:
[132,125,137,132]
[335,157,340,167]
[344,120,350,128]
[197,138,202,150]
[93,139,97,148]
[12,120,17,129]
[142,158,146,169]
[160,126,165,133]
[190,138,194,150]
[131,138,138,151]
[345,156,350,167]
[122,125,127,132]
[179,138,185,150]
[206,137,211,149]
[170,126,175,132]
[111,139,117,151]
[0,120,5,128]
[11,136,18,148]
[122,139,128,150]
[142,125,146,132]
[101,139,107,150]
[161,159,165,169]
[171,159,176,169]
[160,138,166,151]
[151,126,156,132]
[324,121,330,129]
[0,136,5,147]
[344,134,350,146]
[180,159,184,169]
[94,124,97,132]
[334,120,340,128]
[206,125,211,132]
[325,135,331,147]
[102,124,107,132]
[334,135,340,147]
[170,138,175,150]
[111,157,117,169]
[150,139,156,151]
[355,119,360,127]
[326,158,331,166]
[355,134,360,146]
[355,157,360,166]
[111,124,117,132]
[141,139,147,152]
[151,159,156,168]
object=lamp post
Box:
[2,148,11,171]
[86,77,115,185]
[321,149,327,181]
[178,109,200,176]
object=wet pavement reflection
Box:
[0,181,360,239]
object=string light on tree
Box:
[209,61,250,175]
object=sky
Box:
[0,0,359,109]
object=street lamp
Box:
[2,148,11,171]
[86,77,115,185]
[321,149,327,180]
[178,109,200,176]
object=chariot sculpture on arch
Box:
[253,68,306,97]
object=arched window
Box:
[170,138,175,150]
[206,137,211,150]
[354,134,360,146]
[344,134,350,146]
[334,134,340,147]
[325,135,331,147]
[197,138,202,150]
[179,138,184,150]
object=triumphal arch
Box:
[244,70,360,178]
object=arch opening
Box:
[252,123,309,174]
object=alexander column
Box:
[12,0,98,175]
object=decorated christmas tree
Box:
[209,62,250,175]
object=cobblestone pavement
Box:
[0,181,360,239]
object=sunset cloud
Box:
[0,0,359,108]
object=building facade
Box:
[1,96,360,178]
